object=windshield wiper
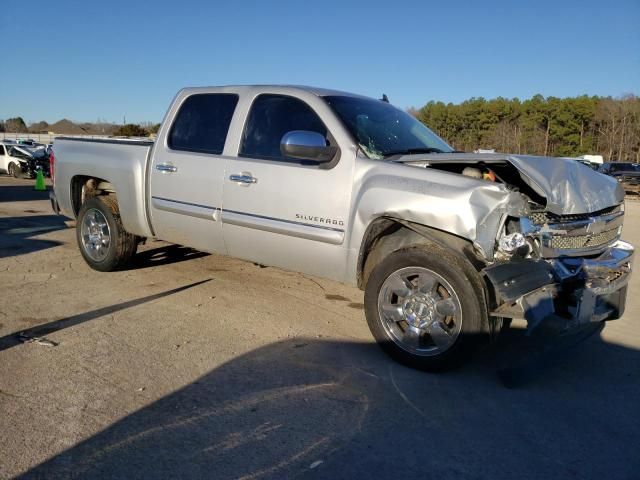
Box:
[382,147,446,158]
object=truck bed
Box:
[52,137,155,238]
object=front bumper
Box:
[484,240,634,330]
[17,161,50,178]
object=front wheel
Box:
[364,247,488,371]
[76,196,138,271]
[10,162,21,178]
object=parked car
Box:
[598,162,640,194]
[4,145,50,178]
[0,141,18,175]
[0,140,49,177]
[50,85,633,371]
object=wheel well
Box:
[357,217,486,289]
[71,175,116,216]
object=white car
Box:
[0,140,20,176]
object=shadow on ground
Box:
[0,184,50,203]
[131,244,209,270]
[0,279,211,352]
[21,333,640,479]
[0,214,67,258]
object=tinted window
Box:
[169,94,239,155]
[240,94,327,161]
[0,145,5,155]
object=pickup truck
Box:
[599,162,640,194]
[50,85,634,371]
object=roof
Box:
[178,84,372,100]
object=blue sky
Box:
[1,0,638,124]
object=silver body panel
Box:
[52,138,154,238]
[52,85,629,287]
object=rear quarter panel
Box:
[53,138,154,237]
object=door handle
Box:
[229,173,257,184]
[156,163,177,173]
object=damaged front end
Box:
[484,180,632,334]
[400,152,633,335]
[485,240,633,332]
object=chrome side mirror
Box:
[280,130,337,163]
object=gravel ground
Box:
[0,176,638,480]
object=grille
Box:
[529,205,620,225]
[548,227,620,250]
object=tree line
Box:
[412,95,640,162]
[0,118,161,137]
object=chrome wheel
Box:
[80,208,111,262]
[377,266,462,356]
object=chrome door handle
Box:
[156,164,177,173]
[229,173,257,184]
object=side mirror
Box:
[280,130,337,163]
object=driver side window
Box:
[240,94,327,162]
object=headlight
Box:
[498,232,526,253]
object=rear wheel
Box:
[76,196,137,271]
[364,247,488,371]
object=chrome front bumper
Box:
[485,240,634,329]
[560,240,633,323]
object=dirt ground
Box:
[1,176,639,480]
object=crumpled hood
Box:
[397,152,624,215]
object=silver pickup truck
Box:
[50,85,633,371]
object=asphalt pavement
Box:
[0,176,638,479]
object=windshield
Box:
[323,95,453,159]
[610,163,640,173]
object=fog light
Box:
[499,232,526,253]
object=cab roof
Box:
[178,84,372,100]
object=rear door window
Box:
[0,145,5,155]
[168,93,239,155]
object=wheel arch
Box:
[357,216,487,290]
[70,175,117,217]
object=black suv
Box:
[599,162,640,194]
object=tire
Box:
[364,246,488,371]
[76,196,138,271]
[7,162,15,177]
[10,162,21,178]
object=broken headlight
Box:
[498,232,526,253]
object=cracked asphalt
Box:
[0,176,639,479]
